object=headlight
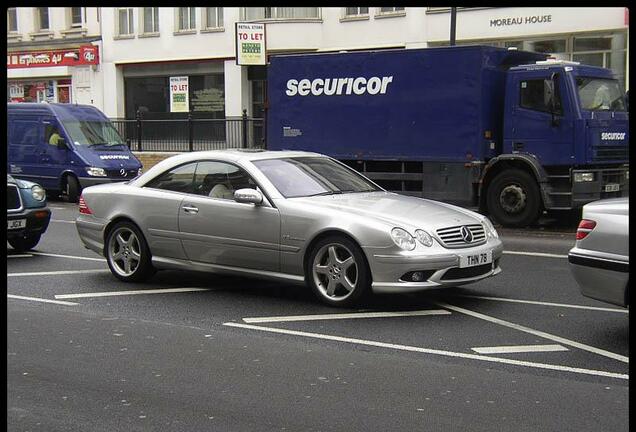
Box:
[482,217,499,239]
[137,168,143,176]
[31,185,46,201]
[573,172,594,182]
[390,227,416,251]
[626,170,629,180]
[86,167,107,177]
[414,229,434,247]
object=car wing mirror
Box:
[234,188,263,205]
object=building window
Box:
[243,7,320,20]
[142,7,159,33]
[37,7,50,31]
[204,7,223,29]
[379,7,405,13]
[344,7,369,17]
[8,8,18,32]
[70,7,85,28]
[117,8,135,35]
[177,7,196,31]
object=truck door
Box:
[507,71,575,166]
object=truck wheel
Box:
[8,234,42,252]
[65,175,80,203]
[306,236,371,307]
[487,169,542,228]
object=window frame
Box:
[518,78,563,116]
[176,7,197,32]
[36,7,50,31]
[241,7,321,21]
[116,7,135,36]
[70,7,85,28]
[203,7,223,30]
[141,7,160,34]
[344,7,369,18]
[8,8,18,33]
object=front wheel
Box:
[306,236,371,307]
[486,169,542,228]
[105,222,155,282]
[65,175,80,204]
[8,234,41,252]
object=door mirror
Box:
[234,188,263,205]
[56,138,68,150]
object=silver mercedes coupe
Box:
[76,149,503,307]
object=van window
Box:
[62,120,126,146]
[11,120,41,146]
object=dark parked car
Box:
[7,174,51,252]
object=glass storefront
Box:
[7,78,72,103]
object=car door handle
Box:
[182,205,199,214]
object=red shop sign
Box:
[7,45,99,69]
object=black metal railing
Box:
[110,110,265,152]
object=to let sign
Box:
[235,23,266,66]
[169,76,189,112]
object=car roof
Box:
[155,149,326,164]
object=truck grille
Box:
[105,168,138,178]
[436,224,486,248]
[7,184,22,211]
[593,145,628,162]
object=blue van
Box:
[7,103,142,202]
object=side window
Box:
[520,79,563,115]
[144,163,197,193]
[11,120,40,146]
[45,123,63,146]
[193,161,257,200]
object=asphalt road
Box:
[7,201,629,431]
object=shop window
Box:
[204,7,223,29]
[242,7,320,20]
[36,7,50,31]
[8,8,18,32]
[190,74,225,118]
[520,79,562,115]
[177,7,196,31]
[117,8,134,36]
[142,7,160,33]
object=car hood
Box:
[290,191,484,231]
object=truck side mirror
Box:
[56,138,68,150]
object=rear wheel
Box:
[8,234,41,252]
[306,236,371,307]
[487,169,542,228]
[105,222,155,282]
[65,175,80,203]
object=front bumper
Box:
[7,207,51,239]
[365,239,504,293]
[568,248,628,307]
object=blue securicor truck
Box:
[266,45,629,227]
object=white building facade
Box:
[8,7,629,121]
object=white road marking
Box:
[29,252,106,262]
[55,287,210,299]
[223,322,628,380]
[431,301,629,363]
[243,309,451,323]
[504,250,567,259]
[8,294,78,306]
[452,294,629,314]
[471,344,569,354]
[7,254,33,258]
[8,269,110,277]
[50,219,76,224]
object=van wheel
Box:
[8,234,42,252]
[65,175,80,203]
[487,169,542,228]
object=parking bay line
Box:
[471,344,569,354]
[243,309,451,323]
[430,300,629,363]
[29,252,106,262]
[503,250,567,259]
[8,269,110,277]
[223,322,628,380]
[50,219,76,224]
[450,294,629,314]
[7,254,33,259]
[8,294,78,306]
[55,287,211,299]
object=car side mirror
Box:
[234,188,263,205]
[56,138,68,150]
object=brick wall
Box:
[133,152,182,171]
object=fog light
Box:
[411,271,425,282]
[573,172,594,182]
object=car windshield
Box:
[62,120,126,146]
[576,77,626,111]
[253,157,381,198]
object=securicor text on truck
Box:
[266,45,629,227]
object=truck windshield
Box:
[253,157,381,198]
[576,77,626,111]
[62,120,126,146]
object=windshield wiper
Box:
[307,190,357,197]
[87,142,109,147]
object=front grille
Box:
[436,224,486,248]
[7,184,22,211]
[105,169,138,178]
[593,145,628,162]
[441,263,492,281]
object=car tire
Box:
[306,235,371,307]
[487,169,542,228]
[8,234,41,252]
[66,175,80,204]
[105,221,155,282]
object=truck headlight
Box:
[482,217,499,239]
[414,229,434,247]
[137,168,143,176]
[31,185,46,201]
[391,228,416,251]
[86,167,107,177]
[573,172,595,182]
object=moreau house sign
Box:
[490,15,552,27]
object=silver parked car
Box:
[568,198,629,308]
[76,150,503,307]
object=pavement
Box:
[7,200,629,431]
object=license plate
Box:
[459,250,493,268]
[8,219,26,230]
[604,183,620,192]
